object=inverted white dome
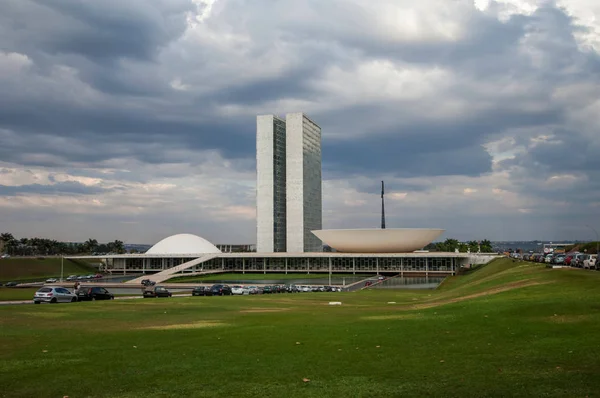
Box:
[146,234,221,255]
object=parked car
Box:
[552,255,566,265]
[262,285,273,294]
[66,275,78,281]
[77,286,114,301]
[94,274,103,279]
[581,254,596,269]
[583,255,597,270]
[564,254,576,266]
[5,281,18,287]
[34,287,77,304]
[45,278,58,283]
[143,286,172,298]
[209,284,232,296]
[192,286,208,296]
[573,254,587,268]
[141,279,156,287]
[247,286,260,295]
[231,285,245,295]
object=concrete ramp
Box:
[126,254,220,284]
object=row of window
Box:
[113,257,456,272]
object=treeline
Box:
[0,233,126,256]
[424,239,494,253]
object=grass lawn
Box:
[0,287,38,301]
[1,258,600,397]
[167,272,373,283]
[0,257,97,283]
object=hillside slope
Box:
[0,257,97,282]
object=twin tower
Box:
[256,113,322,253]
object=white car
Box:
[34,287,77,304]
[45,278,58,283]
[231,285,245,295]
[583,255,597,270]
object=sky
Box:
[0,0,599,245]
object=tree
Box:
[480,239,493,253]
[84,238,99,254]
[1,233,16,255]
[435,239,460,252]
[112,240,125,254]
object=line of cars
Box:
[33,286,114,304]
[1,273,104,287]
[523,252,597,269]
[191,284,342,296]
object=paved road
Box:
[0,293,191,306]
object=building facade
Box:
[256,113,323,253]
[256,115,287,252]
[285,113,322,252]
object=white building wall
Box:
[256,115,275,253]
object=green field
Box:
[167,272,372,283]
[0,257,97,283]
[0,287,38,301]
[1,258,600,397]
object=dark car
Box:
[141,279,156,287]
[192,286,208,296]
[262,285,273,294]
[77,286,114,301]
[143,286,172,298]
[209,284,232,296]
[5,281,18,287]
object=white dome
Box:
[146,234,221,255]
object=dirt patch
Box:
[413,280,552,310]
[363,314,425,321]
[240,308,291,313]
[545,314,590,324]
[25,312,68,318]
[142,321,226,330]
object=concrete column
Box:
[285,257,288,274]
[376,257,379,275]
[264,258,266,274]
[242,258,245,274]
[307,258,310,274]
[221,258,224,270]
[353,257,356,274]
[425,258,428,277]
[401,258,404,277]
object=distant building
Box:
[256,113,322,253]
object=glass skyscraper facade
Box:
[256,112,322,253]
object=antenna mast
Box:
[381,180,386,229]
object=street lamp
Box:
[585,225,599,255]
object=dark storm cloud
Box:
[322,104,561,178]
[0,0,584,178]
[1,0,193,62]
[0,181,109,196]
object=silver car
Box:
[34,287,77,304]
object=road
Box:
[0,293,191,306]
